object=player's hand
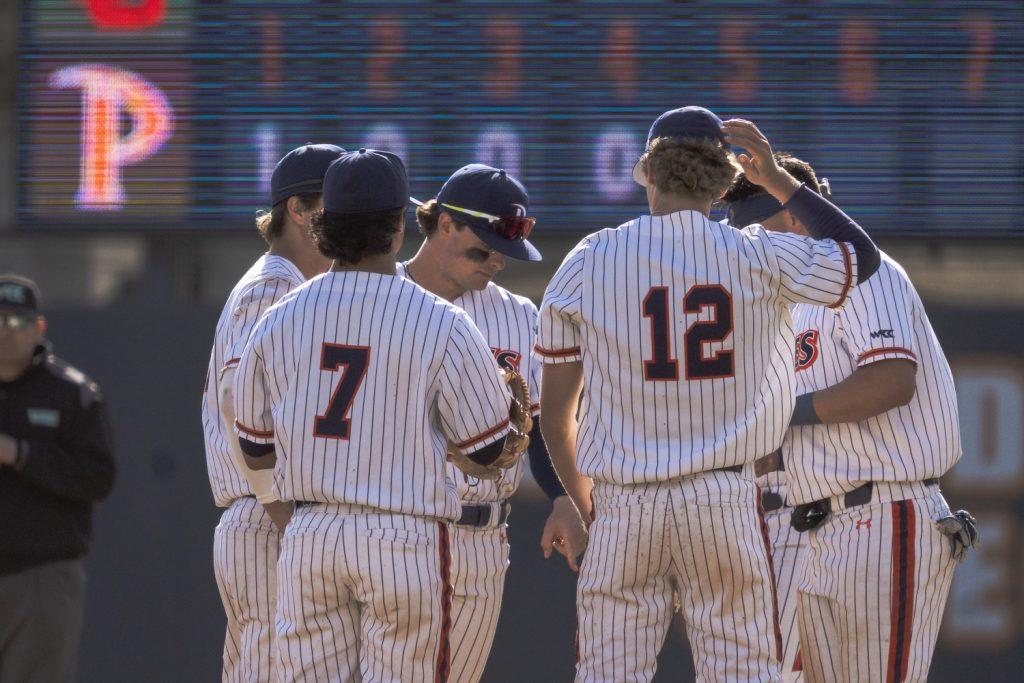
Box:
[263,500,295,532]
[721,119,800,202]
[541,495,589,572]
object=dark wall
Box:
[42,303,1022,682]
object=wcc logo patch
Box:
[794,330,820,371]
[491,348,522,372]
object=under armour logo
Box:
[856,519,872,529]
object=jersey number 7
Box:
[642,285,734,381]
[313,344,371,439]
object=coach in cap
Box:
[0,275,115,683]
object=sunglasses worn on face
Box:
[0,314,33,331]
[440,203,535,241]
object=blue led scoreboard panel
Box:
[17,0,1024,233]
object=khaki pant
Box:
[0,559,85,683]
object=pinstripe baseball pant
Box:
[796,483,957,683]
[275,502,453,682]
[213,496,280,683]
[576,470,782,683]
[762,488,807,682]
[448,522,510,683]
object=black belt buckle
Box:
[791,500,830,532]
[761,490,785,513]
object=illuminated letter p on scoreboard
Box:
[49,65,174,210]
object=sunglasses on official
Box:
[0,313,34,331]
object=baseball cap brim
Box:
[0,303,36,316]
[465,221,542,262]
[632,157,648,187]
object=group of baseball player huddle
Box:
[200,105,979,682]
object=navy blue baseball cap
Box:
[0,274,40,314]
[633,106,727,186]
[434,164,541,262]
[270,143,346,206]
[322,149,409,214]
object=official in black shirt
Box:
[0,274,115,683]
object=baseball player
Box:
[726,155,977,682]
[718,153,841,682]
[536,108,882,682]
[399,164,582,683]
[232,149,530,682]
[201,143,343,682]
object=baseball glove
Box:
[446,370,532,481]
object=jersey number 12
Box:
[642,285,734,381]
[313,344,371,439]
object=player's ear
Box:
[285,196,302,224]
[35,315,47,339]
[437,212,458,236]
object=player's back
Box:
[201,254,304,505]
[543,209,852,484]
[236,271,494,520]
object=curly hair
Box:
[642,136,741,200]
[310,207,405,265]
[414,198,469,237]
[255,192,321,245]
[721,152,822,204]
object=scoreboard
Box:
[16,0,1024,233]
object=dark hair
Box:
[255,192,321,244]
[721,152,821,204]
[311,207,406,264]
[414,198,468,237]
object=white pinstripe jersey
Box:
[536,210,859,485]
[202,254,305,507]
[232,270,513,520]
[396,261,541,504]
[784,253,961,505]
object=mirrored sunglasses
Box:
[440,203,536,241]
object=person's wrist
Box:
[760,172,802,204]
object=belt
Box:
[792,479,939,532]
[838,478,938,510]
[754,449,784,477]
[455,502,511,528]
[718,464,743,474]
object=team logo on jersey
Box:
[491,347,522,372]
[794,330,820,371]
[869,328,895,339]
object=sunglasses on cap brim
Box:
[439,202,536,241]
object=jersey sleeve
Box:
[223,277,296,368]
[436,311,514,451]
[836,262,919,367]
[763,230,858,309]
[535,239,587,364]
[518,299,543,416]
[232,316,276,445]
